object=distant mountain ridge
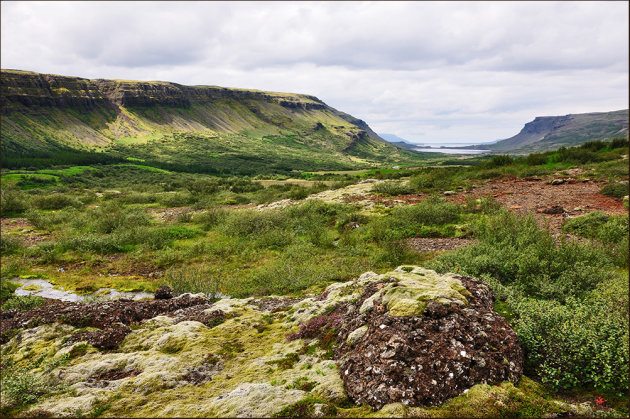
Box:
[379,133,421,151]
[0,69,425,173]
[486,110,629,153]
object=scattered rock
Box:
[538,205,565,214]
[443,190,456,196]
[155,286,174,300]
[69,323,132,349]
[1,294,213,346]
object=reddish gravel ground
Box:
[406,237,478,252]
[447,176,626,235]
[447,176,625,215]
[346,175,626,237]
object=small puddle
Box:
[12,279,154,302]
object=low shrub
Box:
[600,181,629,198]
[157,192,194,207]
[1,295,46,311]
[515,289,628,394]
[220,209,288,238]
[408,168,459,192]
[25,208,77,231]
[193,208,228,230]
[1,234,23,255]
[0,281,19,302]
[32,194,82,210]
[0,189,30,216]
[429,211,613,301]
[366,196,461,243]
[563,212,628,244]
[0,360,49,413]
[84,205,152,234]
[117,192,158,204]
[164,264,223,297]
[370,180,412,196]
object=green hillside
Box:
[1,69,427,174]
[488,110,628,153]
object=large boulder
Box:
[333,266,523,409]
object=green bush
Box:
[0,189,30,216]
[563,212,629,268]
[157,192,194,207]
[193,208,228,231]
[0,234,23,255]
[32,194,83,210]
[25,208,77,231]
[428,211,628,394]
[117,192,158,204]
[408,168,458,192]
[61,232,130,254]
[164,264,223,297]
[429,211,613,301]
[220,209,288,238]
[486,155,514,168]
[525,153,548,166]
[0,358,50,413]
[367,197,461,243]
[370,180,412,196]
[563,212,628,244]
[84,205,151,234]
[1,295,46,311]
[0,281,19,302]
[610,137,629,149]
[515,289,628,394]
[394,196,460,226]
[600,181,629,198]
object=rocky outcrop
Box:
[333,267,522,409]
[1,266,524,417]
[1,70,327,115]
[0,70,112,115]
[488,109,629,153]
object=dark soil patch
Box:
[1,293,219,348]
[88,368,141,383]
[406,238,478,253]
[250,297,301,312]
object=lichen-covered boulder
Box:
[333,266,523,409]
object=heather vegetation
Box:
[1,138,628,417]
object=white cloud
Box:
[1,1,628,143]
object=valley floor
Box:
[1,142,628,417]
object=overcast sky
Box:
[2,1,628,144]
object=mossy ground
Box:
[2,270,620,417]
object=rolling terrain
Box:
[1,69,427,174]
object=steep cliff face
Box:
[0,70,389,162]
[489,110,628,153]
[1,70,112,115]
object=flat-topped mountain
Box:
[1,69,422,173]
[487,110,628,153]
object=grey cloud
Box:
[1,1,627,143]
